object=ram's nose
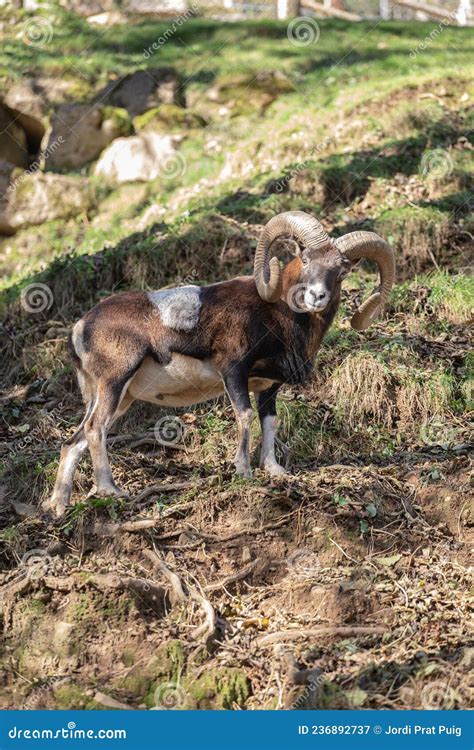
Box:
[306,285,329,311]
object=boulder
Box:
[4,81,47,122]
[124,0,187,12]
[2,88,47,158]
[0,104,29,168]
[0,161,17,234]
[87,10,128,24]
[0,170,93,234]
[59,0,116,16]
[99,68,183,117]
[44,104,133,170]
[133,104,207,133]
[190,70,293,120]
[26,75,94,105]
[94,133,178,183]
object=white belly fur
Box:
[128,355,223,407]
[127,355,279,408]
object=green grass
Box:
[1,6,472,462]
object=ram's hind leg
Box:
[223,366,254,478]
[85,378,133,499]
[44,369,95,518]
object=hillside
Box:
[0,6,473,710]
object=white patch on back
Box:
[147,286,201,332]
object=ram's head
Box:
[254,210,395,330]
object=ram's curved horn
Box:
[254,211,333,302]
[334,231,395,331]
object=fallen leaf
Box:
[376,554,401,567]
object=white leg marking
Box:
[260,415,287,476]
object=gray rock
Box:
[44,103,132,170]
[99,68,183,117]
[94,132,180,183]
[0,170,93,233]
[0,104,29,168]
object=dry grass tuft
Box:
[326,352,393,429]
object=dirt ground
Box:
[1,381,472,710]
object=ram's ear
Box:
[338,255,352,279]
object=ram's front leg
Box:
[257,384,287,477]
[223,366,254,478]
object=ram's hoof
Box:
[88,484,130,500]
[234,462,252,479]
[262,462,287,477]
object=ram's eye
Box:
[340,262,350,278]
[302,256,309,267]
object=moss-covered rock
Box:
[54,683,98,710]
[1,171,93,233]
[44,104,133,170]
[133,104,207,133]
[102,106,134,137]
[184,667,250,709]
[193,70,293,119]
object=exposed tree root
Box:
[143,548,218,643]
[256,626,389,647]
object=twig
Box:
[256,626,388,647]
[328,537,361,564]
[134,481,197,504]
[204,558,262,592]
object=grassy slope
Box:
[0,7,473,710]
